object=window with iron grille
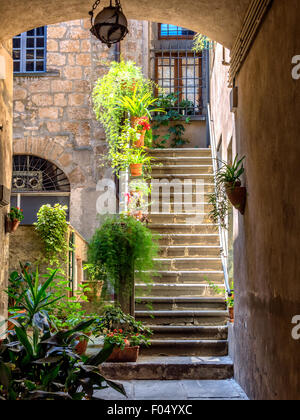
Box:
[13,27,47,74]
[159,24,195,39]
[12,155,70,225]
[155,51,203,114]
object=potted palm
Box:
[6,207,24,233]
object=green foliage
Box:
[192,33,212,52]
[34,204,70,267]
[216,155,245,187]
[209,155,246,227]
[8,207,24,222]
[118,85,164,118]
[208,190,229,229]
[6,266,63,327]
[207,279,234,309]
[0,321,123,400]
[88,215,159,297]
[1,266,124,400]
[94,305,152,335]
[151,92,191,148]
[93,60,146,147]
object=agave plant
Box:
[216,155,246,188]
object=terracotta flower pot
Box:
[133,131,146,148]
[5,218,20,234]
[83,281,104,302]
[229,307,234,323]
[130,164,143,177]
[107,346,140,363]
[75,332,92,356]
[225,182,247,214]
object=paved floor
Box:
[98,379,248,400]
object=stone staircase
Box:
[135,148,229,358]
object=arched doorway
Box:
[11,154,70,224]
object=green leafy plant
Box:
[94,305,152,338]
[6,266,63,327]
[88,215,159,299]
[0,320,124,400]
[151,92,191,148]
[104,331,150,349]
[118,85,164,118]
[216,155,245,188]
[209,155,246,226]
[192,33,212,52]
[34,204,70,267]
[208,190,229,229]
[8,207,24,222]
[207,279,234,309]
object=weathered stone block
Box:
[51,80,73,93]
[63,66,82,80]
[60,40,80,53]
[38,107,59,119]
[31,94,53,106]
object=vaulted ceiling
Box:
[0,0,252,48]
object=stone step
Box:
[142,339,228,357]
[136,270,224,285]
[152,156,213,166]
[159,245,221,258]
[148,325,228,340]
[150,223,218,234]
[150,173,214,182]
[135,297,226,311]
[99,355,234,380]
[151,165,213,175]
[157,234,220,246]
[135,310,228,326]
[148,148,212,158]
[154,257,222,271]
[135,283,225,298]
[141,270,224,285]
[150,203,214,214]
[148,213,212,224]
[148,182,215,194]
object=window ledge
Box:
[14,70,60,78]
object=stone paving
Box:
[98,379,248,400]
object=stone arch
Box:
[0,0,252,48]
[13,137,91,189]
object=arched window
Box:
[11,155,70,225]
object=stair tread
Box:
[136,297,225,302]
[136,310,228,316]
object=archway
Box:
[0,0,251,48]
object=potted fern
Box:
[88,215,159,315]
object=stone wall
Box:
[0,40,13,329]
[12,19,148,240]
[9,225,88,289]
[210,0,300,400]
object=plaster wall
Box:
[210,0,300,400]
[0,40,13,330]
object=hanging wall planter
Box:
[225,181,247,215]
[5,217,20,234]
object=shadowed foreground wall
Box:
[233,0,300,400]
[0,41,13,328]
